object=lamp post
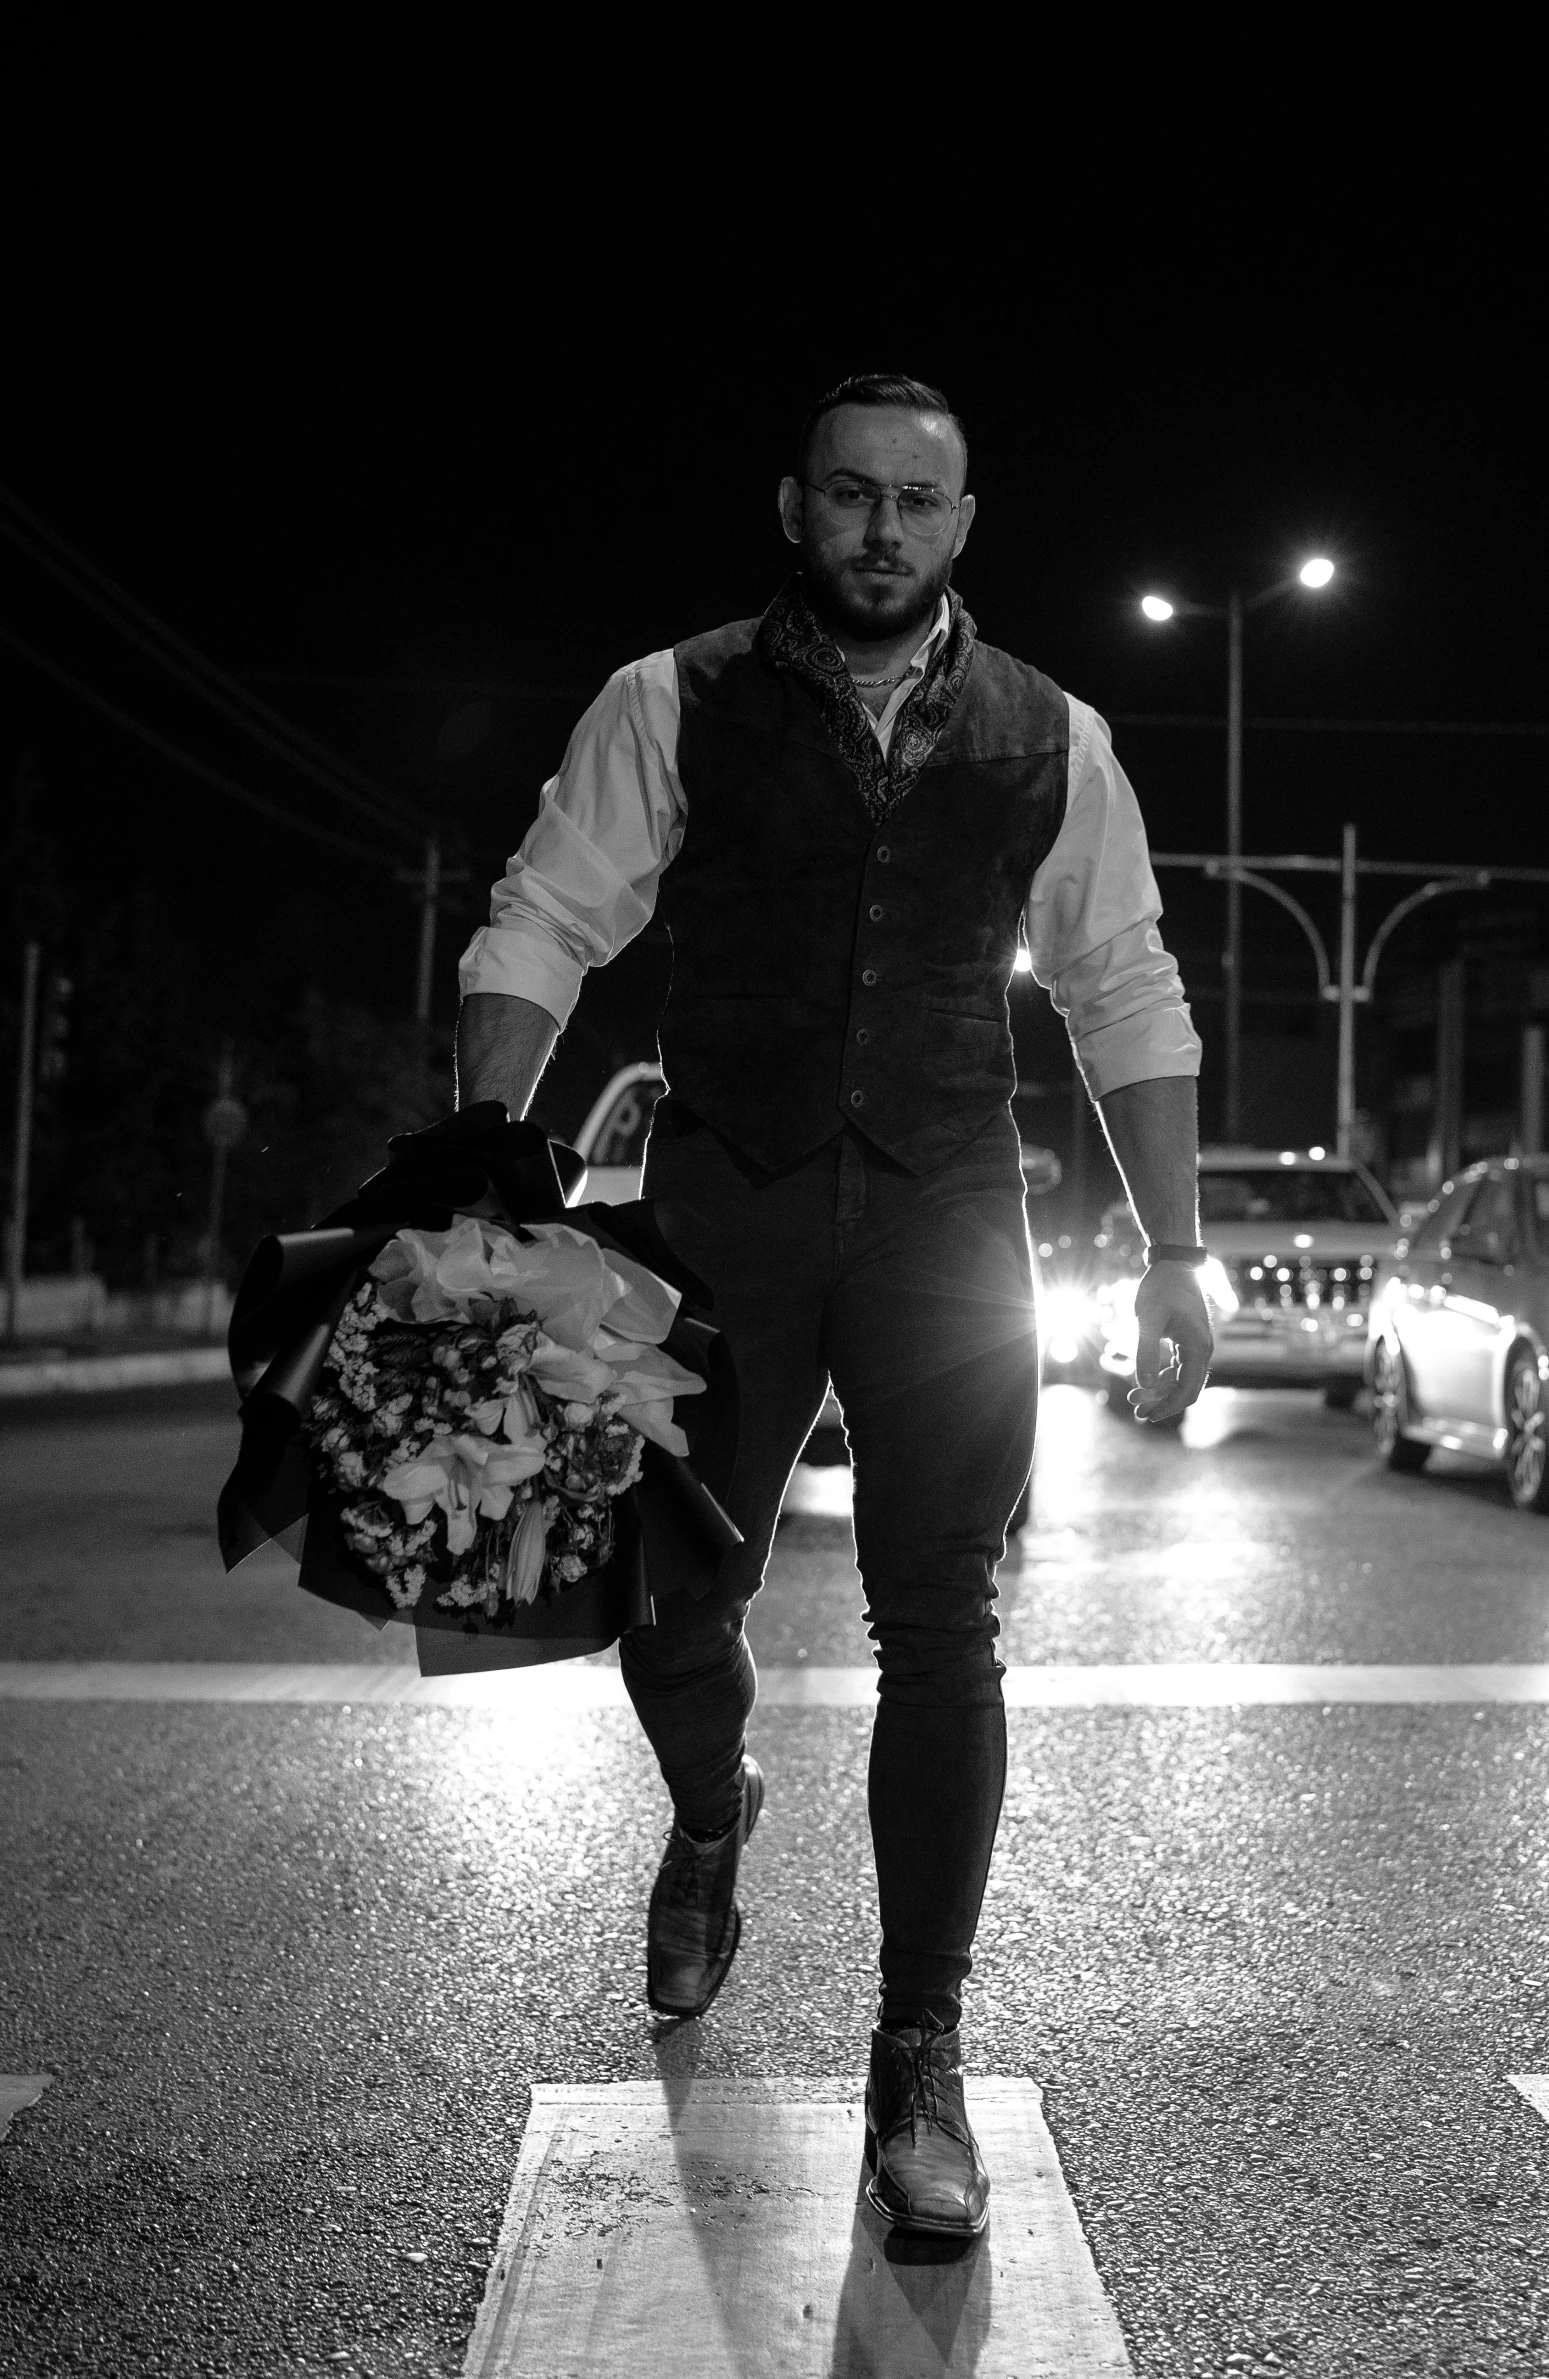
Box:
[1138,558,1336,1138]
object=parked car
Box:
[571,1060,666,1203]
[1085,1146,1400,1415]
[1368,1157,1549,1512]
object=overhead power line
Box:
[1111,712,1549,738]
[247,682,1549,739]
[0,618,394,868]
[0,485,424,845]
[241,671,599,701]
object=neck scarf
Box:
[759,575,978,824]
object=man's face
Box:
[779,404,975,644]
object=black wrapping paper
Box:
[217,1104,740,1672]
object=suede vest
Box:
[657,618,1070,1174]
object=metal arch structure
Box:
[1152,835,1549,1161]
[1359,872,1492,1002]
[1202,861,1332,999]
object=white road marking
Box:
[782,1463,855,1518]
[1508,2076,1549,2124]
[1003,1664,1549,1707]
[0,1348,229,1398]
[0,2075,51,2139]
[463,2078,1130,2379]
[7,1660,1549,1707]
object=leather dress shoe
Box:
[864,2021,990,2236]
[646,1755,764,2017]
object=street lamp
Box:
[1137,560,1336,1139]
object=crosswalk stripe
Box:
[6,1659,1549,1707]
[0,2076,51,2140]
[1508,2076,1549,2124]
[463,2079,1131,2379]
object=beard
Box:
[800,535,956,646]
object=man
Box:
[456,373,1212,2238]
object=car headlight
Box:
[1198,1256,1239,1318]
[1040,1282,1099,1365]
[1042,1284,1097,1337]
[1097,1274,1142,1368]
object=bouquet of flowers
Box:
[217,1107,739,1670]
[306,1214,704,1621]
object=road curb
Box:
[0,1347,230,1399]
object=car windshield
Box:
[1198,1169,1390,1225]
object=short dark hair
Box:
[797,373,969,488]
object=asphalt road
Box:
[5,1378,1549,2375]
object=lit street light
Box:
[1137,560,1336,1138]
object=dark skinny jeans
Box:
[619,1108,1037,2030]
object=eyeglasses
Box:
[803,475,961,542]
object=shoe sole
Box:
[646,1763,764,2021]
[862,2121,991,2238]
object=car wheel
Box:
[1505,1348,1549,1514]
[1371,1340,1429,1473]
[1324,1379,1361,1412]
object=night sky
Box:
[3,158,1543,1244]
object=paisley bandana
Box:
[759,575,978,824]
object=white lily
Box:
[505,1496,550,1604]
[379,1432,546,1554]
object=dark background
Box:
[3,118,1543,1281]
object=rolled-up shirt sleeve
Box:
[1026,698,1202,1100]
[456,649,683,1028]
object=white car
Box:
[1367,1157,1549,1511]
[1089,1145,1400,1414]
[572,1061,667,1203]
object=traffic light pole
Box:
[1224,590,1243,1141]
[5,940,41,1341]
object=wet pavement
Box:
[4,1379,1549,2374]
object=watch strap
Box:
[1146,1242,1209,1268]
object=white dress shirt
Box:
[458,612,1201,1102]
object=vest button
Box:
[876,846,891,863]
[850,1090,865,1107]
[862,969,877,986]
[856,1028,870,1045]
[869,904,884,922]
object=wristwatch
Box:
[1145,1242,1209,1268]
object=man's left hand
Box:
[1131,1261,1214,1424]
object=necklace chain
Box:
[850,669,910,688]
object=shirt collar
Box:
[905,594,953,678]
